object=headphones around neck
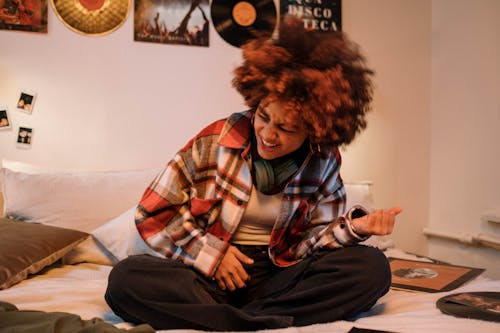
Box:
[252,157,299,193]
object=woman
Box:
[105,16,402,331]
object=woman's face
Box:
[253,100,308,160]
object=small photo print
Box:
[0,107,11,129]
[17,90,37,113]
[17,126,33,145]
[393,267,439,279]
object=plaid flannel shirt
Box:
[135,111,368,277]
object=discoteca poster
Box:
[280,0,341,32]
[134,0,209,47]
[0,0,48,33]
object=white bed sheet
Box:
[1,249,499,333]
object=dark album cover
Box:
[0,0,48,33]
[134,0,210,47]
[389,258,484,293]
[437,292,500,322]
[280,0,341,32]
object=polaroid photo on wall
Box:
[17,126,33,147]
[17,90,37,114]
[0,106,11,129]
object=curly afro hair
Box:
[232,15,374,146]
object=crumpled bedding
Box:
[0,301,154,333]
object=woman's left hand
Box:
[350,207,402,236]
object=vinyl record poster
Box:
[211,0,277,48]
[134,0,209,47]
[280,0,341,32]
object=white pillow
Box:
[1,167,159,232]
[62,236,116,266]
[63,208,161,266]
[0,161,161,265]
[92,206,161,262]
[344,182,374,211]
[1,159,77,174]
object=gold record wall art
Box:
[51,0,130,36]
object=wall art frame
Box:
[0,0,48,33]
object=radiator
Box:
[423,227,500,250]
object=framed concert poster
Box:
[0,0,48,33]
[134,0,210,47]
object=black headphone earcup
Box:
[253,159,275,193]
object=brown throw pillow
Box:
[0,218,89,289]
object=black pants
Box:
[105,245,391,331]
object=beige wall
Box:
[342,0,431,255]
[0,1,443,264]
[429,0,500,278]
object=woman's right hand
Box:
[214,245,254,291]
[351,206,403,236]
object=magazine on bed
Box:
[388,258,485,293]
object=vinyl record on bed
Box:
[211,0,277,48]
[437,292,500,323]
[51,0,130,36]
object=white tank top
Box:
[231,186,283,245]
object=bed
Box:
[1,159,499,333]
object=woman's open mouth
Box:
[259,137,279,152]
[259,138,280,157]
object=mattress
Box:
[1,248,499,333]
